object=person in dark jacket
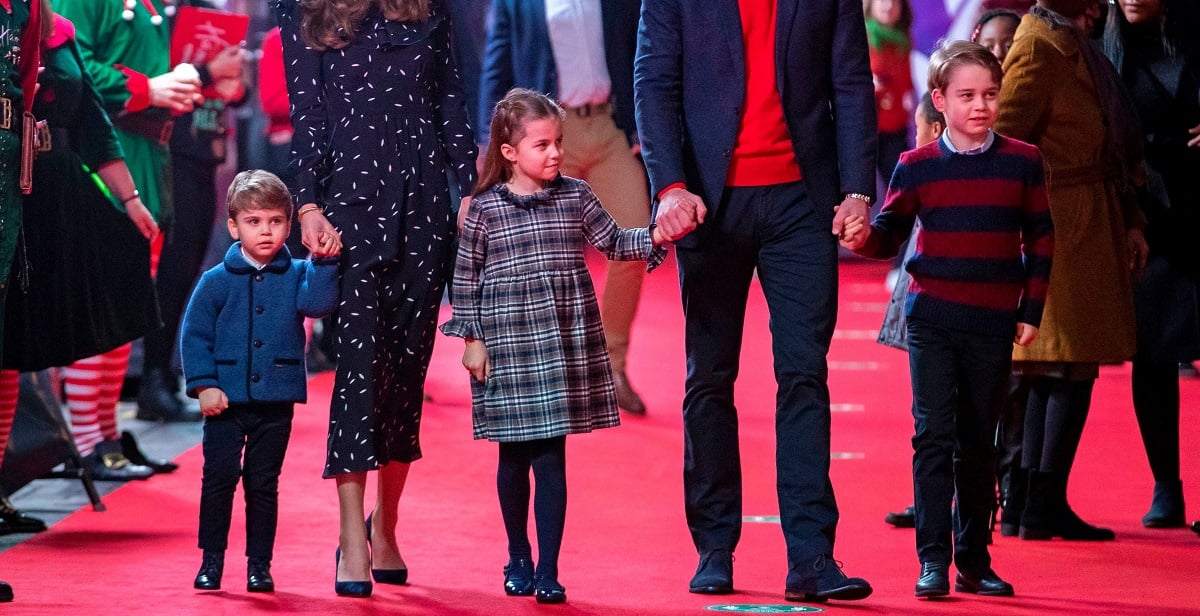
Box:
[182,170,338,593]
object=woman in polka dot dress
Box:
[272,0,476,597]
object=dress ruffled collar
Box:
[495,176,563,210]
[371,4,443,51]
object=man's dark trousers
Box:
[677,181,839,567]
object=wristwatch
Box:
[845,192,873,205]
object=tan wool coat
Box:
[995,15,1143,364]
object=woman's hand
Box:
[299,204,343,258]
[124,196,160,240]
[206,45,245,82]
[462,339,490,383]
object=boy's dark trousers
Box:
[198,402,294,561]
[907,317,1012,572]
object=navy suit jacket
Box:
[478,0,640,144]
[634,0,877,248]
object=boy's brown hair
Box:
[927,40,1004,94]
[226,169,293,220]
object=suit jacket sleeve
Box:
[831,0,879,199]
[633,0,686,199]
[477,0,515,145]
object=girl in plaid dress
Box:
[441,88,687,604]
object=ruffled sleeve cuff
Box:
[440,318,483,341]
[115,64,151,113]
[646,242,667,273]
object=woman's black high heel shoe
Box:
[334,547,373,597]
[366,513,408,585]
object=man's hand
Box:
[198,387,229,417]
[1014,323,1039,346]
[299,204,343,258]
[463,339,490,383]
[838,215,868,250]
[655,187,707,243]
[832,195,870,237]
[1127,227,1149,276]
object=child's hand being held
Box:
[198,387,229,416]
[838,216,869,251]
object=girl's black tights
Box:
[497,436,567,580]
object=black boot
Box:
[194,551,224,590]
[1142,479,1185,528]
[1020,471,1113,541]
[999,468,1027,537]
[0,580,11,602]
[120,431,179,474]
[0,490,47,534]
[136,369,201,423]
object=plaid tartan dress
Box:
[441,176,665,441]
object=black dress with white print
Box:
[273,0,477,477]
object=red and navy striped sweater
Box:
[858,134,1054,335]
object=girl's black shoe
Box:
[503,558,535,596]
[534,576,566,604]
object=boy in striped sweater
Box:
[842,40,1053,599]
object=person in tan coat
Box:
[994,0,1148,541]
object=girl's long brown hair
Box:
[474,88,564,196]
[299,0,430,51]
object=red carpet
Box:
[2,256,1198,615]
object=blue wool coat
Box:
[180,242,339,403]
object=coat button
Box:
[723,149,731,157]
[255,274,264,282]
[251,374,260,383]
[255,306,264,314]
[253,340,263,348]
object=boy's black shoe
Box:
[955,569,1014,596]
[247,559,274,593]
[0,581,12,602]
[194,551,224,590]
[784,554,872,602]
[914,562,949,598]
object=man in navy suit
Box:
[634,0,877,603]
[479,0,653,414]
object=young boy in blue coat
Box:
[181,169,340,593]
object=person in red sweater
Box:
[843,40,1054,599]
[865,0,915,188]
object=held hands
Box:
[198,387,229,417]
[462,339,491,383]
[654,187,707,243]
[1127,227,1149,276]
[456,195,472,231]
[149,65,203,113]
[838,215,868,250]
[1188,122,1200,148]
[1014,323,1039,347]
[832,196,870,238]
[299,204,343,258]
